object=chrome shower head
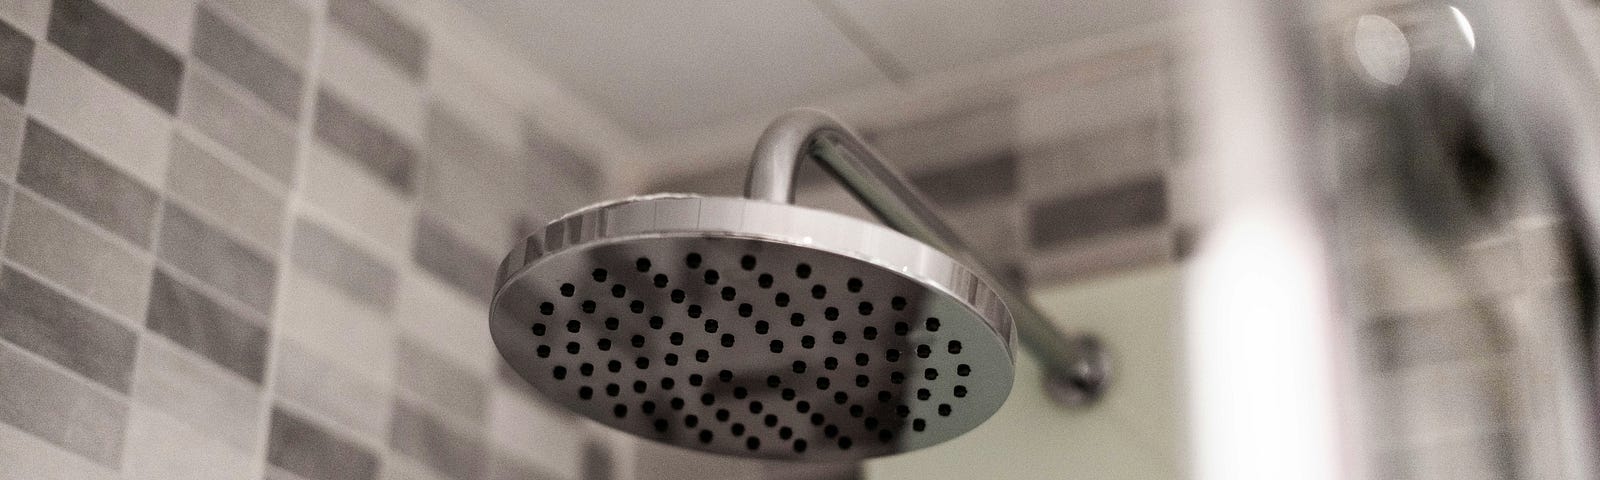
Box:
[490,194,1016,461]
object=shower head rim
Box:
[491,194,1016,460]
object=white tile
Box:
[271,338,393,442]
[122,404,255,480]
[274,268,396,384]
[1016,66,1168,149]
[486,385,583,480]
[394,272,496,375]
[129,335,264,451]
[0,0,50,39]
[320,26,425,144]
[301,143,416,259]
[97,0,198,55]
[166,132,287,253]
[426,55,523,155]
[4,190,153,322]
[25,45,173,188]
[0,420,119,480]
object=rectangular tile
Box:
[290,217,396,310]
[0,266,138,392]
[268,407,382,480]
[314,89,417,192]
[129,335,263,451]
[0,17,30,103]
[145,268,269,382]
[166,132,286,252]
[0,97,20,178]
[485,451,557,480]
[395,273,495,376]
[122,404,254,480]
[486,384,583,480]
[191,4,303,119]
[157,203,277,315]
[418,106,524,249]
[1027,174,1167,248]
[179,65,298,184]
[17,119,161,246]
[413,215,496,301]
[272,338,394,440]
[908,149,1018,207]
[47,0,184,113]
[0,419,119,480]
[0,0,50,38]
[1361,307,1507,373]
[321,26,424,143]
[390,398,486,480]
[94,0,197,56]
[0,339,129,468]
[4,189,153,320]
[277,268,396,383]
[304,143,415,250]
[27,44,174,187]
[396,335,487,425]
[205,0,312,66]
[0,182,9,250]
[1020,118,1164,200]
[327,0,426,79]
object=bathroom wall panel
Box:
[0,0,613,477]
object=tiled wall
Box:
[0,0,616,479]
[647,44,1181,289]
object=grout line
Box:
[808,0,914,88]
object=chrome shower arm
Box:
[744,108,1110,406]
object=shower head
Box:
[490,194,1016,461]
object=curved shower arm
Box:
[744,107,1110,407]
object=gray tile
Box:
[396,336,487,425]
[413,215,495,301]
[0,181,9,250]
[485,452,557,480]
[523,126,601,195]
[0,338,129,467]
[17,120,161,247]
[166,134,285,251]
[47,0,184,113]
[157,203,277,316]
[191,5,303,119]
[315,89,416,193]
[272,339,394,439]
[179,65,298,184]
[0,97,19,178]
[268,407,381,480]
[0,0,50,39]
[0,418,120,480]
[0,17,30,103]
[4,190,153,320]
[290,217,396,311]
[390,398,486,480]
[204,0,312,65]
[0,266,138,392]
[1027,174,1167,248]
[327,0,426,79]
[583,443,613,480]
[130,335,264,451]
[145,268,269,383]
[908,149,1018,207]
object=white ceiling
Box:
[457,0,1172,143]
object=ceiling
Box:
[457,0,1172,144]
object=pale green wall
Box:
[865,265,1184,480]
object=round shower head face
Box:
[491,195,1015,461]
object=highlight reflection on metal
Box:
[491,195,1015,460]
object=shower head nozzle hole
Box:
[796,263,812,278]
[603,318,618,330]
[636,258,651,272]
[592,269,607,282]
[560,284,575,297]
[755,321,769,334]
[740,255,757,270]
[758,274,773,288]
[686,253,702,269]
[535,345,550,358]
[847,278,862,293]
[531,323,546,336]
[891,296,907,310]
[539,302,553,315]
[704,270,719,285]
